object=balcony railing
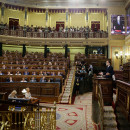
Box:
[0,101,56,130]
[0,29,108,39]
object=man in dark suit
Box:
[104,60,114,78]
[99,60,114,78]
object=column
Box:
[86,9,89,26]
[65,44,68,58]
[1,3,4,23]
[69,12,71,27]
[44,45,47,58]
[45,9,48,27]
[0,43,2,56]
[66,9,68,27]
[106,10,108,32]
[24,7,28,25]
[22,44,26,57]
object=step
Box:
[104,127,118,130]
[104,119,117,127]
[104,112,116,120]
[64,90,71,93]
[63,93,70,96]
[104,106,114,113]
[64,88,71,91]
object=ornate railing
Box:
[0,29,108,38]
[69,66,76,104]
[0,102,56,130]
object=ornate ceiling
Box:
[0,0,128,8]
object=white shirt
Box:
[25,92,31,99]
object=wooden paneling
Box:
[0,82,60,103]
[116,80,130,122]
[93,77,113,105]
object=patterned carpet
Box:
[56,92,96,130]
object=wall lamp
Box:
[115,52,119,59]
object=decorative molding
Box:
[0,35,108,46]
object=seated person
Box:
[50,66,53,70]
[80,67,86,73]
[20,77,27,82]
[47,79,51,83]
[8,90,17,98]
[54,62,57,65]
[119,65,123,71]
[40,76,47,83]
[48,62,52,65]
[15,71,21,75]
[38,62,42,65]
[24,71,29,75]
[43,66,47,70]
[88,64,93,75]
[56,66,60,70]
[7,71,13,75]
[16,67,20,69]
[37,66,42,69]
[25,88,33,99]
[51,72,55,76]
[43,62,47,65]
[10,66,13,69]
[7,77,14,82]
[23,65,28,69]
[32,71,37,75]
[30,77,37,83]
[57,72,62,76]
[2,65,6,69]
[43,71,48,76]
[16,60,19,64]
[39,71,43,75]
[0,70,3,75]
[62,66,65,70]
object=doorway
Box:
[56,21,64,31]
[91,21,100,32]
[9,18,19,30]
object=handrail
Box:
[97,84,104,130]
[69,67,76,104]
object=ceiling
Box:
[0,0,128,8]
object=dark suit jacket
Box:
[104,65,114,78]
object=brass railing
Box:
[0,103,56,130]
[69,66,76,104]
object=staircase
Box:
[60,66,75,104]
[98,84,118,130]
[103,106,118,130]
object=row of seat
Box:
[0,69,66,76]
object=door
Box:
[91,21,100,31]
[56,22,64,31]
[9,18,19,30]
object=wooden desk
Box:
[0,82,60,103]
[93,76,113,105]
[116,80,130,122]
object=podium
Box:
[93,76,113,105]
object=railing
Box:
[0,102,56,130]
[0,29,108,38]
[97,84,104,130]
[69,67,76,104]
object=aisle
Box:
[56,92,96,130]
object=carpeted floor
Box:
[56,92,96,130]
